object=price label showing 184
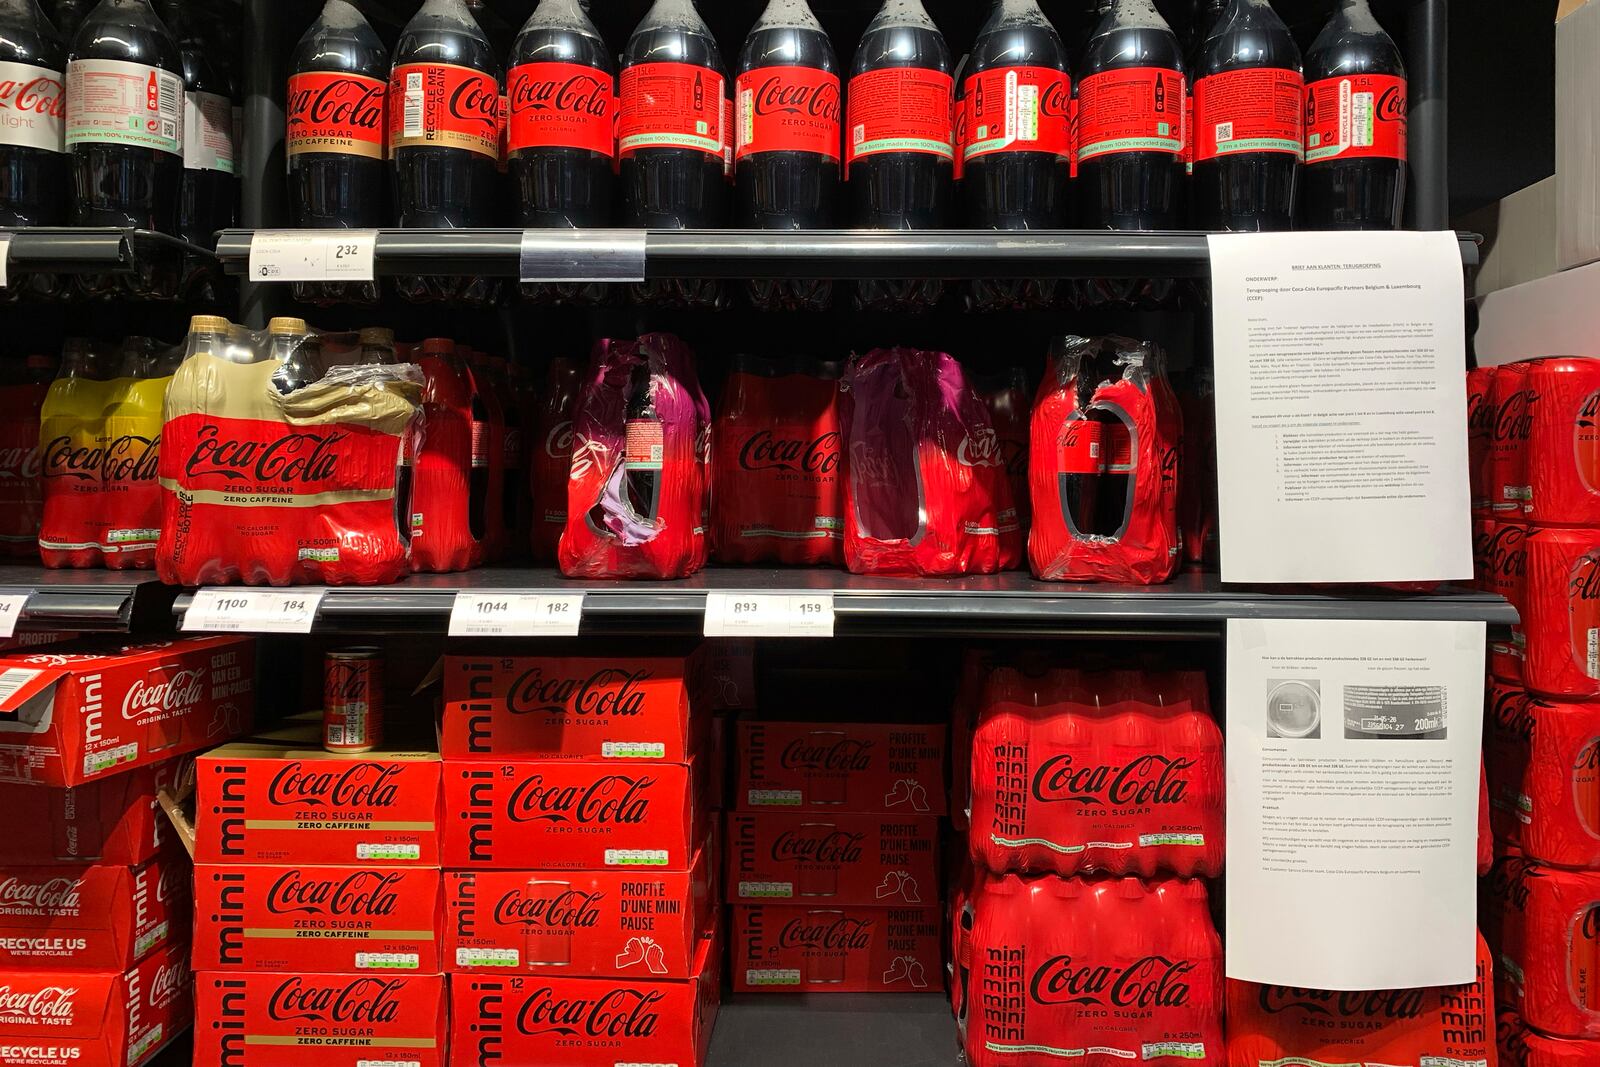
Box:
[0,594,28,639]
[248,230,378,282]
[704,592,834,638]
[448,593,585,637]
[183,589,328,634]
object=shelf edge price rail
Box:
[448,592,585,638]
[182,589,328,634]
[704,592,835,638]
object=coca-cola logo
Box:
[0,74,63,120]
[738,430,839,475]
[545,419,573,459]
[1486,857,1538,910]
[1031,754,1194,808]
[1376,84,1405,123]
[183,424,346,486]
[511,71,609,119]
[493,887,603,929]
[1481,525,1527,584]
[266,870,402,917]
[0,876,80,911]
[1160,445,1178,493]
[847,441,898,486]
[287,77,382,133]
[771,828,864,865]
[752,74,840,122]
[779,736,872,772]
[1256,985,1425,1019]
[449,77,499,132]
[1569,555,1600,602]
[121,668,205,722]
[957,428,1004,468]
[266,762,402,809]
[1494,389,1535,444]
[506,773,653,825]
[0,445,42,480]
[0,986,76,1021]
[1498,1012,1529,1067]
[506,666,650,717]
[1490,689,1535,741]
[1029,955,1193,1009]
[1467,384,1496,435]
[149,957,188,1009]
[1580,390,1600,428]
[776,915,872,950]
[43,434,159,483]
[1039,76,1072,118]
[325,661,371,703]
[267,976,405,1023]
[516,987,661,1039]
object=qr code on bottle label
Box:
[1215,122,1234,142]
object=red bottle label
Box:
[961,66,1071,161]
[952,88,967,180]
[1075,66,1184,163]
[1193,66,1304,162]
[844,67,954,170]
[735,65,841,162]
[388,62,500,159]
[1057,420,1104,475]
[287,71,386,160]
[1304,72,1407,164]
[1068,92,1078,178]
[1183,89,1194,172]
[618,61,724,159]
[506,61,614,157]
[625,419,664,470]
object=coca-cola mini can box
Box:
[731,902,942,993]
[0,636,255,786]
[192,864,443,974]
[1,760,176,865]
[726,811,940,906]
[193,972,447,1067]
[0,852,188,971]
[736,720,947,814]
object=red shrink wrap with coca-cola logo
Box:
[1489,360,1537,517]
[1522,527,1600,698]
[1499,1008,1600,1065]
[712,356,843,566]
[194,971,446,1067]
[1029,335,1182,585]
[1469,365,1498,515]
[1481,857,1600,1040]
[1476,518,1529,680]
[1526,357,1600,526]
[736,720,947,814]
[725,811,940,906]
[980,369,1033,559]
[957,873,1223,1067]
[560,334,710,580]
[0,762,177,865]
[0,355,50,558]
[0,852,187,970]
[1486,681,1600,867]
[530,357,580,563]
[407,338,479,573]
[732,902,942,993]
[1225,931,1496,1067]
[968,669,1223,879]
[840,348,1019,577]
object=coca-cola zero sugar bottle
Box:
[0,0,67,227]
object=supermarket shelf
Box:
[707,994,956,1067]
[1,228,215,274]
[213,229,1483,283]
[0,566,177,633]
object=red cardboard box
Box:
[449,931,719,1067]
[192,864,443,974]
[736,720,947,814]
[0,852,188,970]
[0,938,191,1067]
[445,844,712,978]
[194,971,447,1067]
[726,811,940,906]
[731,902,942,993]
[441,654,700,761]
[0,636,255,786]
[442,758,703,870]
[194,741,442,865]
[1,762,174,865]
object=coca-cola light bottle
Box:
[0,0,67,228]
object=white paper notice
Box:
[1225,617,1485,990]
[1209,231,1472,584]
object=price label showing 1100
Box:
[183,589,328,634]
[704,592,834,638]
[448,593,585,637]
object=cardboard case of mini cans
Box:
[1,761,175,865]
[0,852,188,971]
[445,843,713,978]
[194,972,448,1067]
[449,932,720,1067]
[194,740,442,865]
[0,938,192,1067]
[736,721,947,814]
[726,811,940,906]
[191,864,443,974]
[0,636,255,786]
[442,758,703,870]
[731,902,942,993]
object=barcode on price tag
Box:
[448,593,585,637]
[704,592,834,638]
[183,589,327,634]
[248,230,378,282]
[0,594,27,639]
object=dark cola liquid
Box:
[850,17,951,229]
[165,2,235,247]
[0,0,67,226]
[620,14,726,228]
[736,16,839,228]
[288,0,388,229]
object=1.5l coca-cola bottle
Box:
[1300,0,1406,229]
[160,0,234,247]
[0,0,67,227]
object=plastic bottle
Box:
[0,0,68,226]
[160,0,235,247]
[267,317,325,395]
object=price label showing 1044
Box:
[448,593,585,637]
[704,592,835,638]
[183,589,328,634]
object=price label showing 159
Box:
[449,592,585,637]
[248,230,378,283]
[183,589,328,634]
[704,592,834,638]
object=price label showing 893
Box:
[704,592,834,638]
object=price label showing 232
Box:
[183,589,328,634]
[704,592,834,638]
[248,230,378,282]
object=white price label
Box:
[0,232,12,289]
[249,230,378,282]
[448,593,584,637]
[0,595,27,639]
[183,588,327,634]
[704,592,834,638]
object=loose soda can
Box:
[324,647,383,753]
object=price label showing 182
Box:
[248,230,378,282]
[448,593,585,637]
[704,592,834,638]
[183,589,328,634]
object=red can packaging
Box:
[958,874,1223,1067]
[441,653,700,761]
[1523,527,1600,698]
[1486,688,1600,868]
[950,649,992,834]
[449,933,719,1067]
[409,339,481,574]
[1481,755,1495,876]
[442,759,704,870]
[736,720,946,814]
[324,648,382,754]
[194,972,447,1067]
[1489,361,1537,517]
[712,357,844,566]
[1499,1008,1600,1065]
[0,761,175,865]
[193,741,442,865]
[0,853,186,971]
[530,357,580,564]
[968,668,1223,878]
[1526,357,1600,526]
[1225,932,1496,1067]
[732,902,941,993]
[725,811,940,906]
[444,843,712,978]
[1469,364,1499,515]
[0,635,255,786]
[1481,857,1600,1039]
[1477,519,1529,680]
[191,864,443,974]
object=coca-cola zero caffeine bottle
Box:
[0,0,67,227]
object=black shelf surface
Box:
[213,229,1483,282]
[2,228,216,274]
[708,994,955,1067]
[0,565,177,633]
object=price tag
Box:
[0,595,28,639]
[448,593,585,637]
[0,232,12,289]
[248,230,378,283]
[704,592,834,638]
[182,589,327,634]
[519,229,647,284]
